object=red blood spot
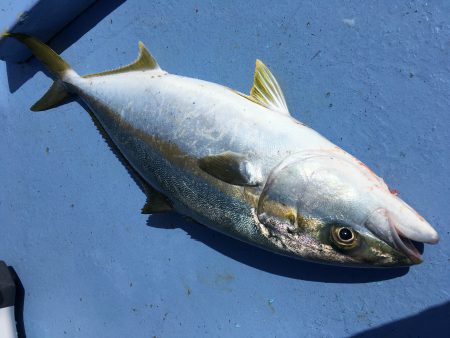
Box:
[389,187,399,196]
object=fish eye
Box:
[338,227,353,241]
[330,225,360,249]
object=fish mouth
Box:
[388,215,423,264]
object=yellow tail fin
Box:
[3,32,72,77]
[3,32,75,111]
[30,80,70,111]
[2,33,162,111]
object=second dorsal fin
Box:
[239,59,290,116]
[83,41,160,78]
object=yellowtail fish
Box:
[3,33,439,267]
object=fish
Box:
[3,33,439,267]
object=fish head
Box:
[257,151,439,267]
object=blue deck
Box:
[1,1,449,337]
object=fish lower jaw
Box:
[392,225,423,264]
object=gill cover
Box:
[257,151,386,232]
[257,150,439,265]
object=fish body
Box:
[3,33,439,267]
[72,70,332,253]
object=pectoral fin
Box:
[198,151,262,186]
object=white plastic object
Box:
[0,306,17,338]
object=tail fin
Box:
[2,32,75,111]
[30,80,70,111]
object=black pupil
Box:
[339,228,353,241]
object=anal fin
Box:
[141,193,172,214]
[138,175,172,214]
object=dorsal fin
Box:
[83,41,160,78]
[238,59,290,116]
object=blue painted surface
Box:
[1,1,449,337]
[0,0,95,62]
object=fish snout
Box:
[385,197,439,244]
[365,202,439,265]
